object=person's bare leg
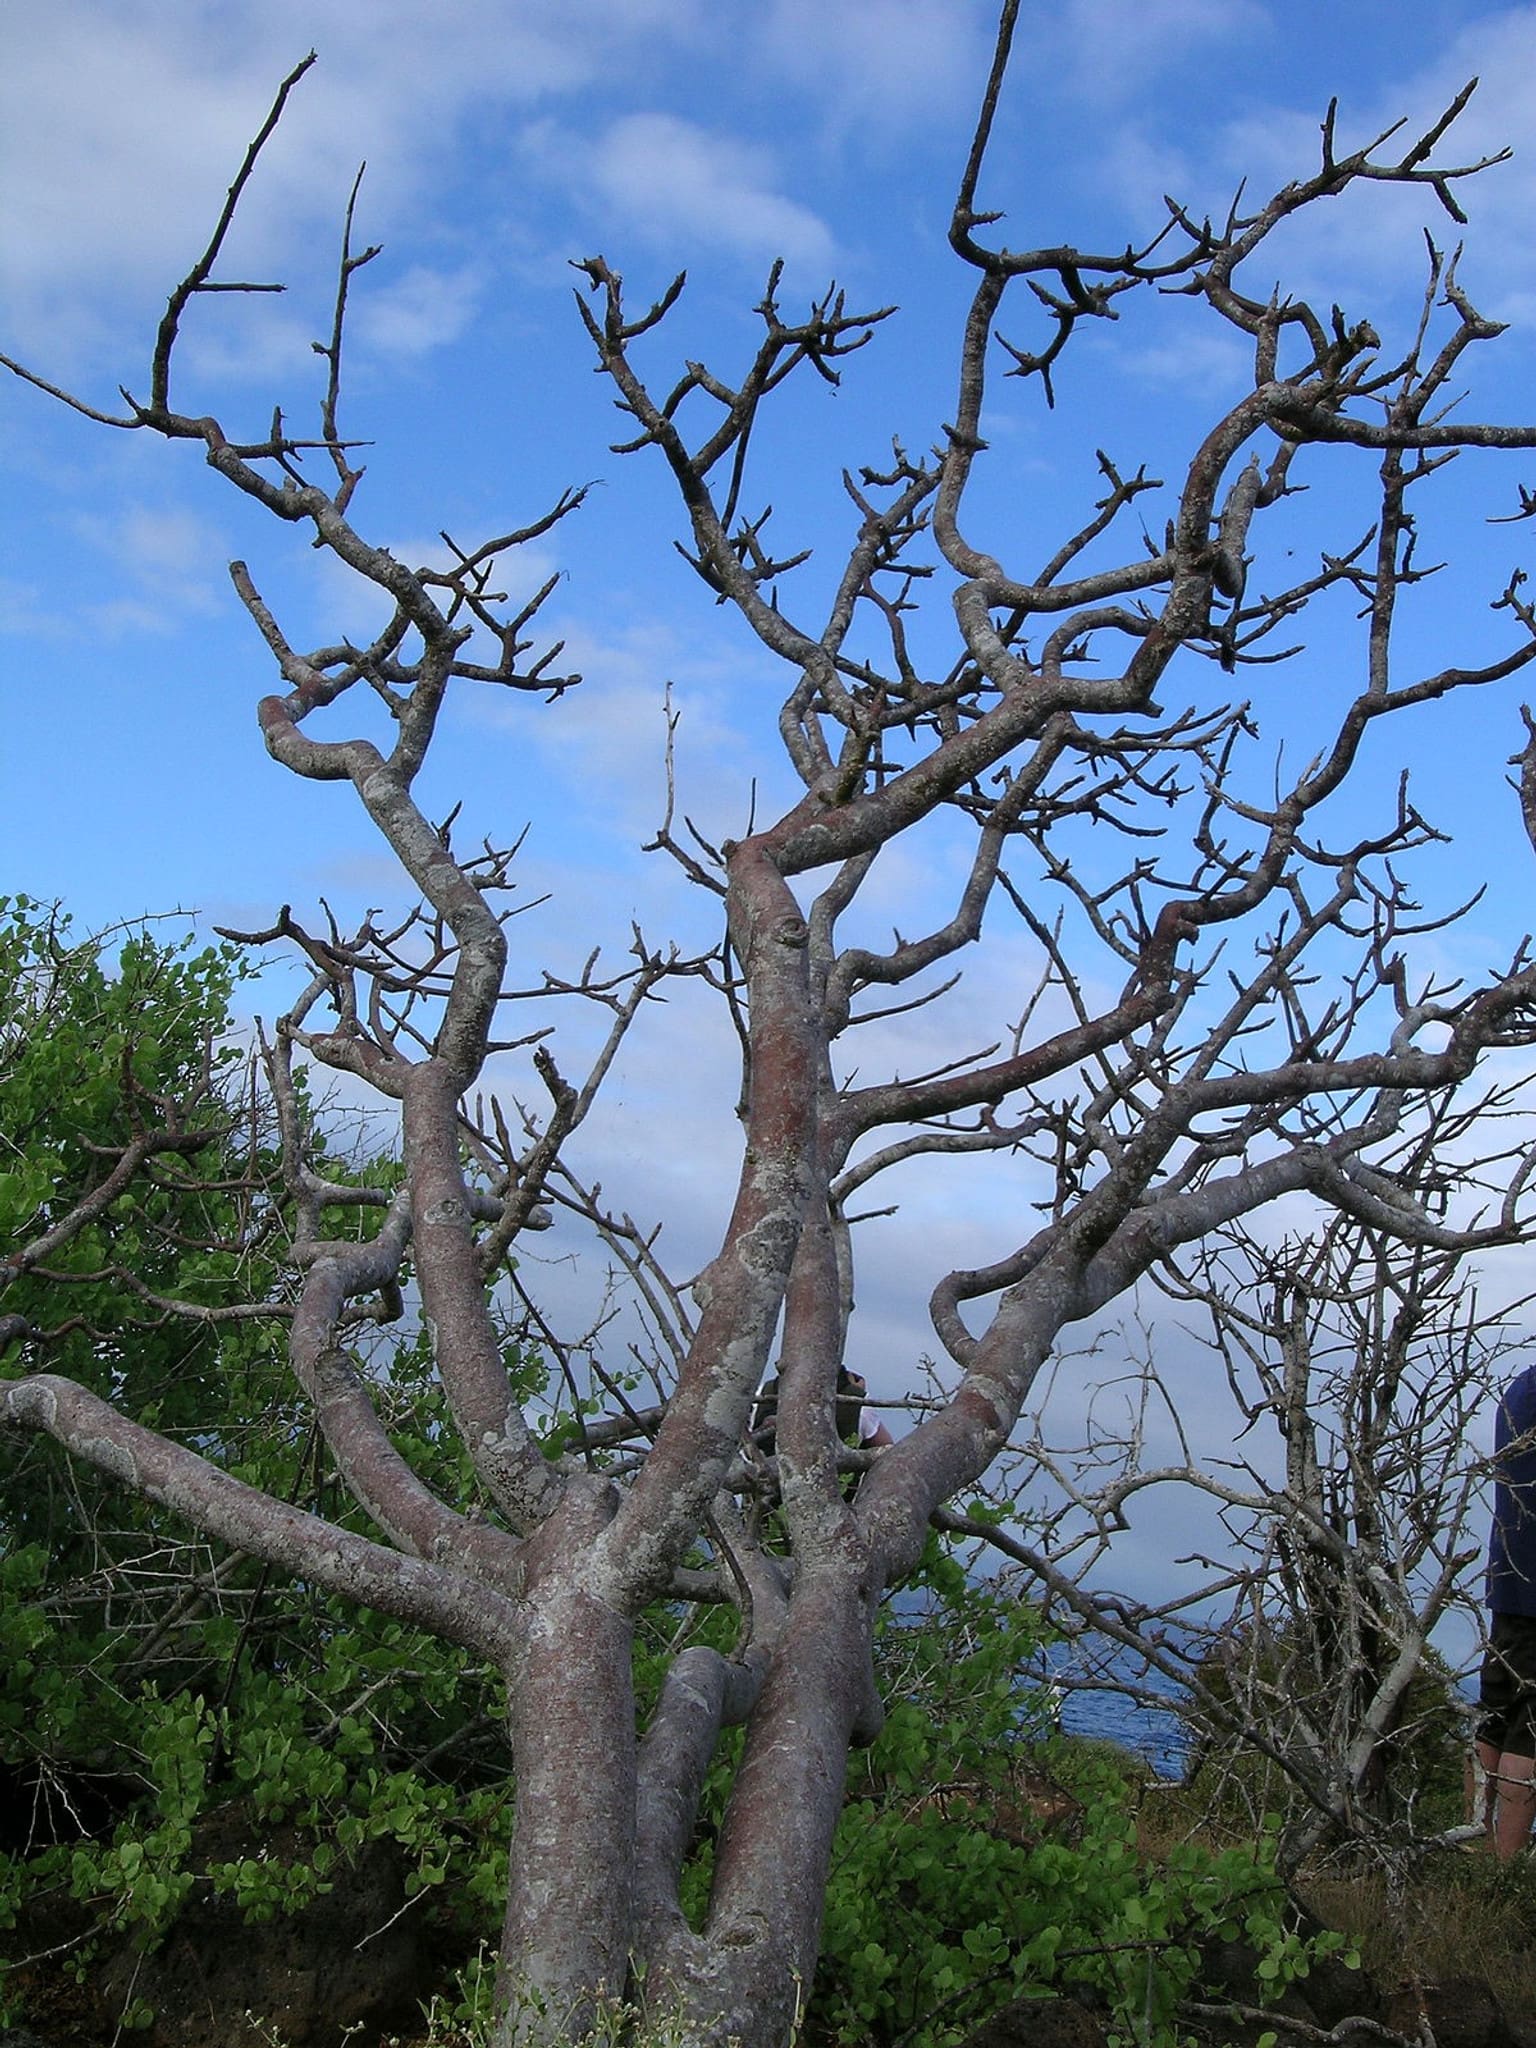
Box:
[1472,1738,1501,1839]
[1492,1750,1536,1859]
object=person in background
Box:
[752,1366,894,1458]
[836,1367,895,1455]
[1476,1358,1536,1857]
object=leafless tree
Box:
[995,1085,1536,1878]
[1170,1194,1519,1872]
[7,7,1536,2041]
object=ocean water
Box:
[1055,1679,1191,1779]
[885,1579,1195,1780]
[1041,1641,1193,1780]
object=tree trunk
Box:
[645,1564,880,2048]
[498,1575,638,2044]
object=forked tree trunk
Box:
[494,1530,879,2048]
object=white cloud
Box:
[472,609,758,844]
[754,0,994,133]
[176,302,324,392]
[0,0,708,365]
[524,113,836,271]
[0,577,66,641]
[1121,323,1254,393]
[71,500,230,634]
[352,264,485,359]
[1,9,346,361]
[1209,10,1536,326]
[1052,0,1272,108]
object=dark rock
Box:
[1297,1945,1382,2029]
[1184,1933,1397,2047]
[78,1841,438,2048]
[1384,1977,1522,2048]
[962,1992,1108,2048]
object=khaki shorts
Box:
[1479,1612,1536,1758]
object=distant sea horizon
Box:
[1041,1639,1192,1779]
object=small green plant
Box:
[797,1552,1344,2048]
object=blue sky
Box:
[6,0,1536,938]
[5,0,1536,1610]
